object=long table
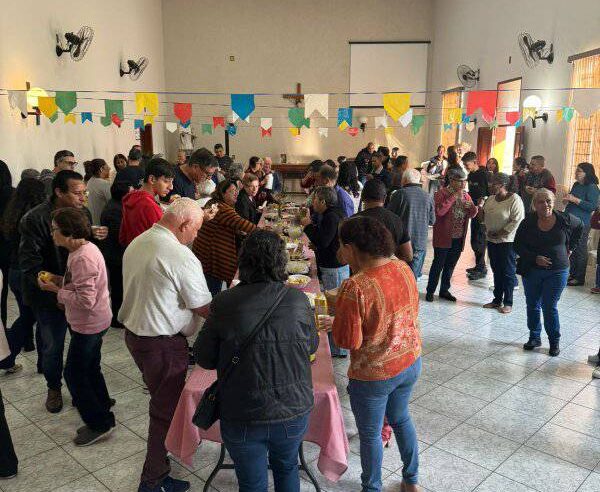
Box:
[165,238,348,491]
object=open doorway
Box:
[493,78,523,173]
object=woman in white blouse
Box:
[481,173,525,313]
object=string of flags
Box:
[3,88,600,139]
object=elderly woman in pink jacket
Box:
[426,168,479,302]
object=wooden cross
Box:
[283,83,304,107]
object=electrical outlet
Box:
[229,55,235,62]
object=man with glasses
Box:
[164,148,219,203]
[41,150,77,196]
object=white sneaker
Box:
[489,284,519,291]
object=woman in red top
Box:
[331,216,422,492]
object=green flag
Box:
[410,115,425,135]
[100,99,124,126]
[201,123,213,135]
[55,91,77,115]
[288,108,310,128]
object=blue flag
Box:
[231,94,255,121]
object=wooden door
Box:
[476,127,493,166]
[141,124,154,157]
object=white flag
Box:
[232,112,250,123]
[374,115,388,128]
[399,109,413,128]
[318,127,328,138]
[260,118,272,130]
[7,90,28,115]
[572,88,600,118]
[305,94,329,119]
[166,122,178,133]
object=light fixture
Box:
[359,116,368,132]
[522,95,548,128]
[24,83,45,126]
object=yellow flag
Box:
[135,92,159,116]
[288,127,300,136]
[144,114,154,125]
[64,113,76,124]
[522,107,537,121]
[383,93,411,121]
[556,109,563,122]
[384,127,394,135]
[38,97,58,119]
[338,120,349,131]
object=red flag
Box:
[466,91,497,121]
[261,127,272,137]
[173,103,192,124]
[505,111,520,125]
[347,127,359,137]
[213,116,225,129]
[111,113,123,127]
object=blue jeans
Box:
[320,265,350,357]
[487,242,517,306]
[596,264,600,288]
[426,238,463,295]
[221,413,310,492]
[34,307,68,390]
[521,268,569,344]
[348,358,422,491]
[409,249,426,279]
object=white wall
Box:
[427,0,600,185]
[161,0,433,166]
[0,0,166,179]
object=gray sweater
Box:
[388,184,435,251]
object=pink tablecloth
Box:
[165,332,349,481]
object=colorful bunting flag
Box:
[347,127,359,137]
[556,109,563,122]
[174,103,192,125]
[261,127,272,137]
[465,122,475,132]
[399,109,413,128]
[81,112,93,124]
[64,113,76,124]
[100,100,124,127]
[505,111,520,125]
[461,113,471,124]
[572,88,600,118]
[337,107,353,127]
[289,127,300,137]
[410,115,425,135]
[443,108,462,125]
[135,92,159,117]
[227,125,237,136]
[165,122,178,133]
[384,127,394,135]
[213,116,225,129]
[514,119,523,128]
[7,90,28,115]
[55,91,77,115]
[288,108,310,128]
[563,106,575,122]
[231,94,255,122]
[111,114,123,127]
[318,128,328,138]
[338,120,349,131]
[260,118,272,131]
[201,123,213,135]
[374,116,388,128]
[443,123,453,131]
[466,90,497,122]
[134,119,144,129]
[522,107,537,122]
[304,94,329,119]
[143,115,153,125]
[383,93,411,121]
[38,97,58,121]
[181,120,191,129]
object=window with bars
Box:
[567,52,600,185]
[441,89,462,149]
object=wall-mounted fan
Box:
[457,65,480,88]
[55,26,94,61]
[119,58,149,80]
[518,32,554,68]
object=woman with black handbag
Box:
[194,230,319,492]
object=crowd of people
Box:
[0,141,598,492]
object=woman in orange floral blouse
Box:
[331,216,421,492]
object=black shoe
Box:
[466,267,478,273]
[425,293,434,302]
[439,291,457,302]
[73,425,115,446]
[23,341,35,352]
[468,271,487,281]
[109,398,116,408]
[523,339,542,351]
[138,476,191,492]
[549,343,560,357]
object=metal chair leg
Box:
[299,442,321,492]
[203,444,226,492]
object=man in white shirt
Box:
[119,198,211,492]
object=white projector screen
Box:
[349,42,429,107]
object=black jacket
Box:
[304,207,345,268]
[194,282,319,424]
[354,148,372,177]
[235,189,261,225]
[100,199,125,266]
[19,200,92,309]
[467,167,489,204]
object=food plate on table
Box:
[286,274,311,288]
[287,260,310,275]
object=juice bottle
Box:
[311,292,329,363]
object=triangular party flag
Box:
[261,127,272,137]
[100,100,124,127]
[410,115,425,135]
[466,90,497,122]
[489,119,499,129]
[134,119,144,130]
[443,123,453,131]
[572,88,600,118]
[288,107,310,128]
[318,127,328,138]
[227,125,237,136]
[7,90,28,115]
[337,107,353,127]
[304,94,329,119]
[514,119,523,128]
[81,112,93,124]
[111,114,123,127]
[201,123,213,135]
[288,127,300,137]
[135,92,159,117]
[383,93,411,121]
[522,107,537,122]
[165,122,178,133]
[556,109,564,122]
[465,122,475,132]
[384,127,394,135]
[181,120,191,129]
[461,113,471,124]
[399,108,413,128]
[38,97,58,120]
[173,103,192,124]
[338,120,349,131]
[260,118,272,131]
[445,108,462,124]
[64,113,76,124]
[101,114,111,127]
[563,107,575,122]
[49,112,59,123]
[143,115,154,125]
[231,94,255,121]
[374,115,388,128]
[213,116,225,129]
[55,91,77,115]
[505,111,520,125]
[481,112,495,124]
[347,127,359,137]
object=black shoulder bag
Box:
[192,286,289,430]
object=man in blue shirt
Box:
[317,164,355,218]
[164,148,218,202]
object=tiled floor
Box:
[2,245,600,492]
